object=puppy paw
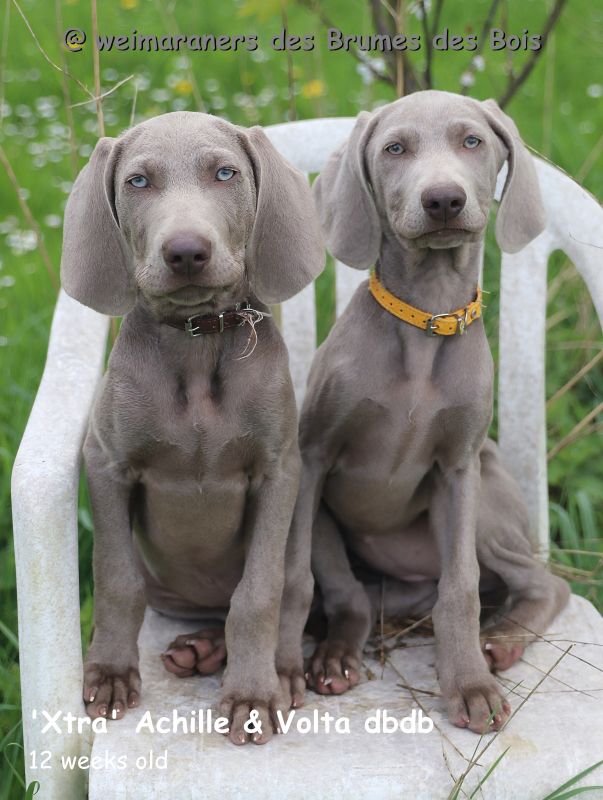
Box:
[481,634,525,672]
[307,640,361,695]
[161,627,226,678]
[83,663,141,720]
[219,680,288,745]
[446,677,511,734]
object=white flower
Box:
[150,89,171,103]
[460,71,475,88]
[356,63,374,86]
[587,84,603,98]
[7,230,37,255]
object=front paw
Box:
[219,675,288,746]
[307,640,361,695]
[83,662,141,720]
[445,675,511,734]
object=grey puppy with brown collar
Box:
[293,91,569,734]
[60,112,324,745]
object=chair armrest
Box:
[11,290,108,797]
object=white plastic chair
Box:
[12,118,603,799]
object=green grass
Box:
[0,0,601,797]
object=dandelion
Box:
[301,79,325,100]
[587,84,603,98]
[120,0,139,9]
[174,79,193,96]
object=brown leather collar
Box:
[163,301,252,337]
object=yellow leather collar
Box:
[369,269,483,336]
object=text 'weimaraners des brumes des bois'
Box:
[60,111,325,745]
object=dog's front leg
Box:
[430,456,510,734]
[82,435,146,720]
[220,444,299,746]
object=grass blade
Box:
[541,759,603,800]
[468,747,510,798]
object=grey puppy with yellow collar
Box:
[60,111,324,745]
[293,90,569,734]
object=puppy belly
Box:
[133,539,243,616]
[345,514,441,583]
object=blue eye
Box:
[216,167,236,182]
[385,143,404,155]
[128,175,149,188]
[463,136,481,149]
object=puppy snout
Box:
[421,184,467,223]
[162,233,212,276]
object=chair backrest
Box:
[264,118,603,558]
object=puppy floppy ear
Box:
[60,137,135,315]
[482,99,546,254]
[312,111,380,269]
[242,126,325,304]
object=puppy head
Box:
[61,112,325,318]
[313,91,546,267]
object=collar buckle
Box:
[185,317,201,337]
[427,308,470,336]
[426,313,452,336]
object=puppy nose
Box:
[162,234,212,275]
[421,184,467,222]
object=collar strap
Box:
[163,301,252,338]
[369,270,482,336]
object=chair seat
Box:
[88,594,603,800]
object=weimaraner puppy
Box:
[294,91,569,734]
[60,111,324,745]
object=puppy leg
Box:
[219,445,299,746]
[477,451,570,671]
[275,468,316,710]
[83,436,146,721]
[308,503,372,696]
[430,457,511,734]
